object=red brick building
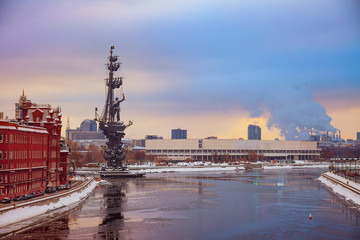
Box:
[60,139,70,185]
[0,93,69,200]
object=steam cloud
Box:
[245,86,338,140]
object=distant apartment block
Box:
[135,139,146,148]
[66,130,103,141]
[145,135,163,140]
[248,125,261,140]
[357,132,360,141]
[66,119,103,140]
[171,128,187,139]
[80,119,97,132]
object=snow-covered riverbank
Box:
[0,178,97,230]
[77,161,330,175]
[317,172,360,208]
[129,161,329,174]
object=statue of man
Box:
[112,94,125,121]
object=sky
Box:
[0,0,359,140]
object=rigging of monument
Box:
[95,46,144,178]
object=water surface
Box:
[6,169,360,240]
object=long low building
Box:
[146,139,321,162]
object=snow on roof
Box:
[0,126,17,131]
[0,122,48,134]
[17,126,48,134]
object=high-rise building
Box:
[171,128,187,139]
[248,125,261,140]
[357,132,360,141]
[80,119,97,132]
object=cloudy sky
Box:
[1,0,359,140]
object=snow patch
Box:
[0,180,98,228]
[132,163,328,174]
[317,173,360,207]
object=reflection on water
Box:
[4,169,360,240]
[98,179,127,239]
[329,190,360,224]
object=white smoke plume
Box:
[245,86,338,140]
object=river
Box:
[5,168,360,240]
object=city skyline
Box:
[1,0,359,140]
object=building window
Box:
[0,176,2,183]
[0,150,2,159]
[198,139,203,149]
[0,133,3,143]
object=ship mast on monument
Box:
[95,46,143,177]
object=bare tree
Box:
[134,150,146,164]
[84,144,106,164]
[248,151,258,162]
[155,155,169,166]
[66,140,85,168]
[321,149,335,160]
[124,151,136,165]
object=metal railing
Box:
[329,159,360,184]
